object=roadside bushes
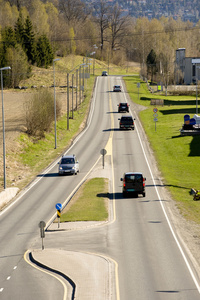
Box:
[25,89,61,138]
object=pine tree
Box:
[15,11,25,44]
[23,16,36,64]
[2,26,17,51]
[146,49,157,84]
[36,34,54,68]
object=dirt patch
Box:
[0,89,73,191]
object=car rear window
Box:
[121,116,132,120]
[125,174,142,182]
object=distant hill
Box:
[84,0,200,24]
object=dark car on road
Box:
[118,102,129,113]
[102,71,108,76]
[113,85,121,92]
[119,116,135,130]
[121,172,146,197]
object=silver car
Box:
[58,155,80,175]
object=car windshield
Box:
[61,158,75,164]
[125,174,142,182]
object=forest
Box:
[1,0,200,86]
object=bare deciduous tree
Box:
[108,4,130,51]
[59,0,89,27]
[93,0,110,54]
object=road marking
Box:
[7,276,11,280]
[123,88,200,293]
[24,250,68,300]
[107,77,120,300]
[0,288,4,292]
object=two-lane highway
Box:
[1,75,200,299]
[0,76,111,299]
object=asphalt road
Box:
[0,75,200,299]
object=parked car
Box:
[113,85,121,92]
[121,172,146,197]
[118,102,129,113]
[119,116,135,130]
[102,71,108,76]
[58,154,79,175]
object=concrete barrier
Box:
[0,187,19,209]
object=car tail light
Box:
[143,178,145,187]
[123,178,126,187]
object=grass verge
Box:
[59,178,109,222]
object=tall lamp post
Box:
[195,66,200,115]
[53,58,60,149]
[1,66,11,190]
[93,44,98,76]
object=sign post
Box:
[100,149,107,169]
[55,203,62,228]
[153,108,158,131]
[38,221,46,250]
[137,82,140,101]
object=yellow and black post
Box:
[57,209,61,228]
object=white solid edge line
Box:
[123,87,200,293]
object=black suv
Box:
[118,103,129,113]
[121,172,146,197]
[119,116,135,130]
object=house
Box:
[175,48,200,85]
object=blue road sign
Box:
[55,203,62,210]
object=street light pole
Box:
[93,44,98,76]
[196,66,200,115]
[0,66,11,190]
[53,58,60,149]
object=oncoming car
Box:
[58,154,79,175]
[102,71,108,76]
[121,172,146,197]
[113,85,121,92]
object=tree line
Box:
[1,0,200,87]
